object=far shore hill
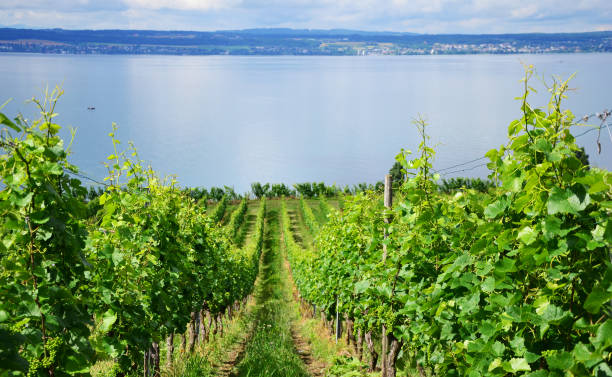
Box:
[0,28,611,56]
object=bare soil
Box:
[214,335,248,377]
[291,326,327,377]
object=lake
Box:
[0,53,611,193]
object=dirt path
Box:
[279,203,329,377]
[291,327,326,377]
[216,201,329,377]
[213,202,260,376]
[214,334,248,377]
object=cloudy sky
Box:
[1,0,611,34]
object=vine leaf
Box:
[517,226,538,245]
[545,351,573,370]
[584,285,612,314]
[547,186,590,215]
[100,309,117,333]
[484,198,509,219]
[506,357,531,372]
[0,112,20,132]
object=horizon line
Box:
[1,26,611,36]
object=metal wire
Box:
[433,156,488,173]
[64,169,109,187]
[439,163,489,177]
[433,107,610,177]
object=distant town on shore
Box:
[1,28,611,56]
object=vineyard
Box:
[1,68,611,377]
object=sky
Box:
[0,0,611,34]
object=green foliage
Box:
[389,161,406,184]
[575,146,590,167]
[343,181,384,195]
[209,195,228,223]
[250,197,267,261]
[251,182,295,198]
[179,354,214,377]
[226,198,248,241]
[294,182,339,198]
[199,186,241,202]
[269,183,295,198]
[252,181,382,199]
[251,182,270,198]
[236,205,309,377]
[284,69,612,375]
[0,87,94,376]
[209,186,224,201]
[327,356,369,377]
[185,186,208,202]
[437,177,496,194]
[0,91,260,376]
[86,186,105,201]
[222,185,240,201]
[299,197,319,234]
[319,196,334,222]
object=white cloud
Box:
[0,0,610,32]
[511,4,539,19]
[123,0,239,11]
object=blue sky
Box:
[1,0,611,33]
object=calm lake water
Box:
[1,53,611,193]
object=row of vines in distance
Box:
[287,70,612,376]
[0,89,262,376]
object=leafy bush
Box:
[251,182,270,198]
[285,69,612,376]
[0,90,260,376]
[269,183,295,197]
[437,177,496,193]
[294,182,340,198]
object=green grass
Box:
[281,201,371,377]
[235,202,259,248]
[285,200,313,247]
[235,204,310,377]
[92,199,357,377]
[163,301,253,377]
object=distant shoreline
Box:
[1,28,610,56]
[3,51,612,58]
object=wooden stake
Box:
[382,174,392,262]
[335,297,342,343]
[151,342,160,377]
[382,174,392,377]
[165,333,174,367]
[198,309,205,343]
[187,312,197,353]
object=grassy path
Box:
[235,201,258,248]
[286,199,313,247]
[170,199,342,377]
[282,199,367,376]
[232,203,310,377]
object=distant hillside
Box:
[0,28,610,55]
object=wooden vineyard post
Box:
[382,174,392,377]
[187,311,197,353]
[144,350,149,377]
[151,342,160,377]
[335,296,342,343]
[382,174,401,377]
[382,174,392,261]
[198,309,206,343]
[165,332,174,367]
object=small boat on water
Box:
[87,106,95,110]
